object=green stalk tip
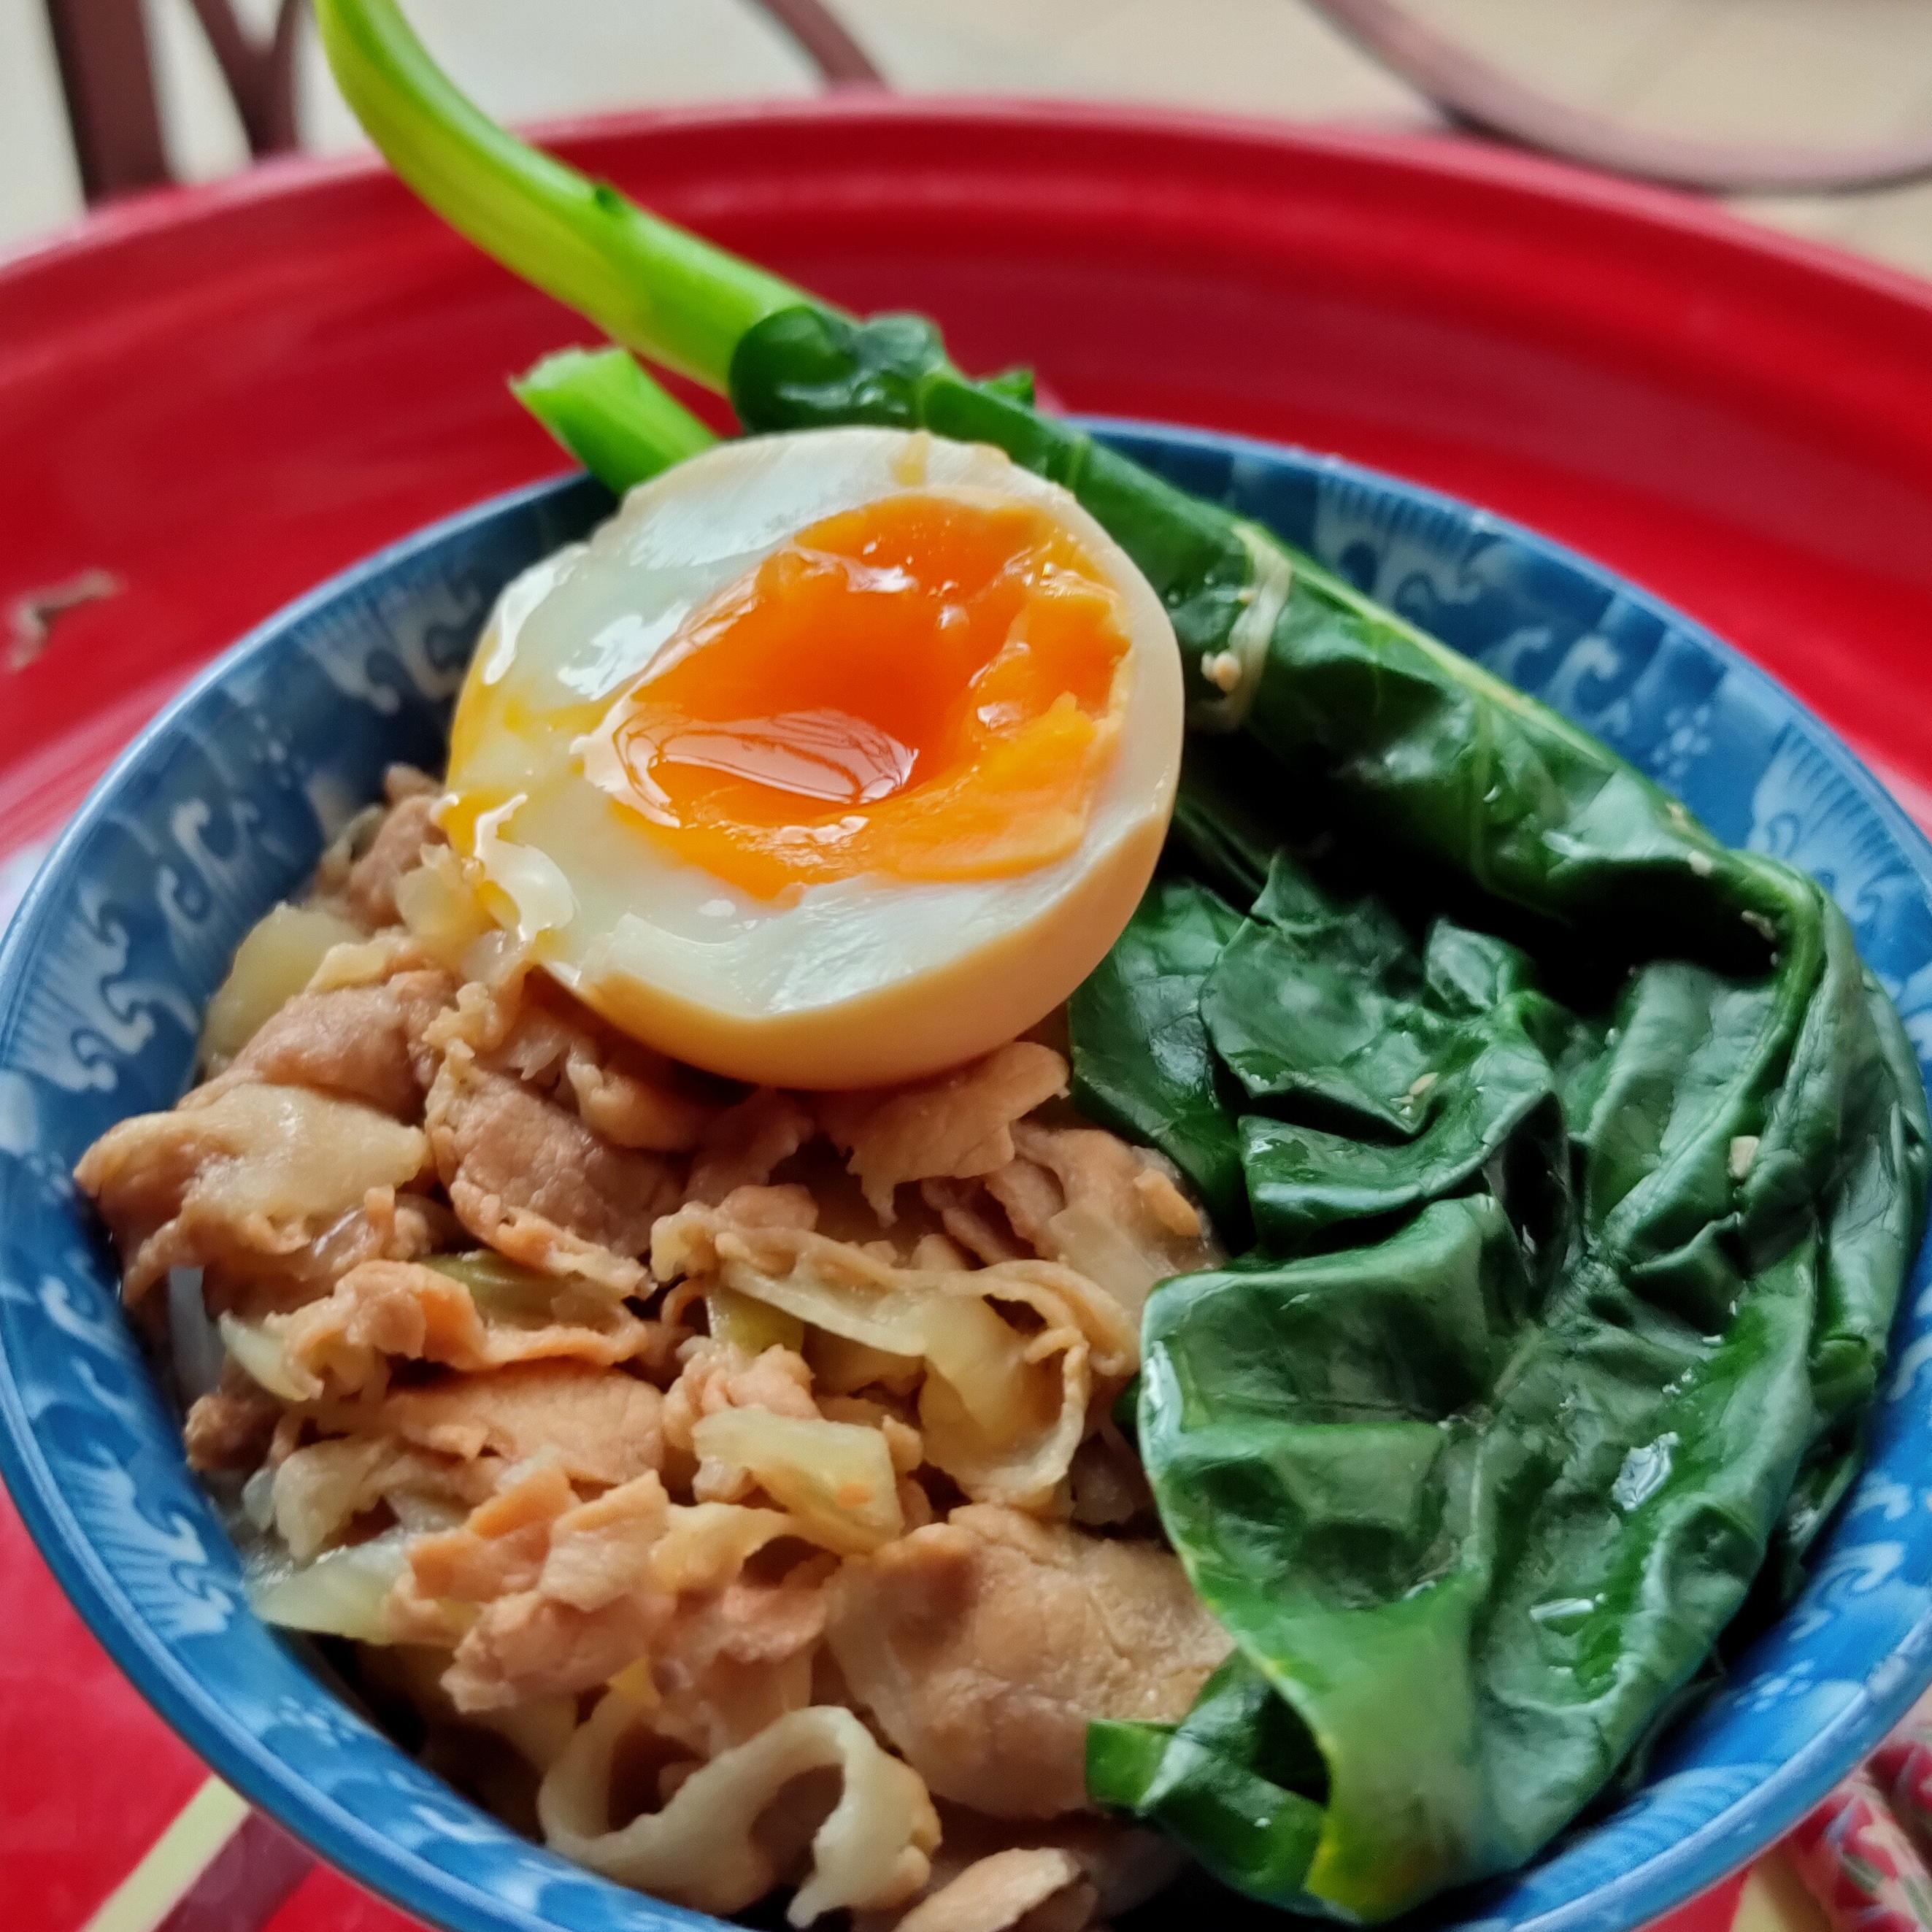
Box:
[314,0,809,390]
[512,346,717,494]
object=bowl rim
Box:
[4,424,1932,1932]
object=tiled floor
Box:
[6,1,1932,277]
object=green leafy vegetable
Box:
[1066,733,1925,1917]
[1075,745,1925,1919]
[1089,1653,1326,1903]
[1117,1201,1834,1917]
[1068,878,1250,1234]
[313,6,1932,1917]
[1169,750,1280,906]
[314,0,802,385]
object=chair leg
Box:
[186,0,305,158]
[41,0,170,201]
[1302,0,1932,193]
[42,0,877,209]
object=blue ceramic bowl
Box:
[5,425,1932,1932]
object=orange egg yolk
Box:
[581,491,1132,899]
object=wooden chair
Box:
[40,0,880,204]
[41,0,1932,203]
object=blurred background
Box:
[10,0,1932,274]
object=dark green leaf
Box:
[1069,879,1248,1234]
[1139,1207,1828,1916]
[1169,748,1283,909]
[1088,1654,1326,1907]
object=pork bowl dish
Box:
[63,4,1932,1930]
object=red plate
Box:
[7,98,1932,1928]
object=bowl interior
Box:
[4,428,1931,1932]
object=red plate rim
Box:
[8,94,1932,323]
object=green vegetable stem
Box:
[314,0,803,387]
[512,346,716,490]
[317,4,1932,1920]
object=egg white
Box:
[443,426,1182,1088]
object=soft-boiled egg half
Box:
[440,426,1182,1088]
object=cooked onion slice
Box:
[539,1700,938,1925]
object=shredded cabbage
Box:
[247,1528,415,1643]
[690,1410,902,1554]
[218,1312,320,1402]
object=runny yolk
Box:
[581,490,1133,899]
